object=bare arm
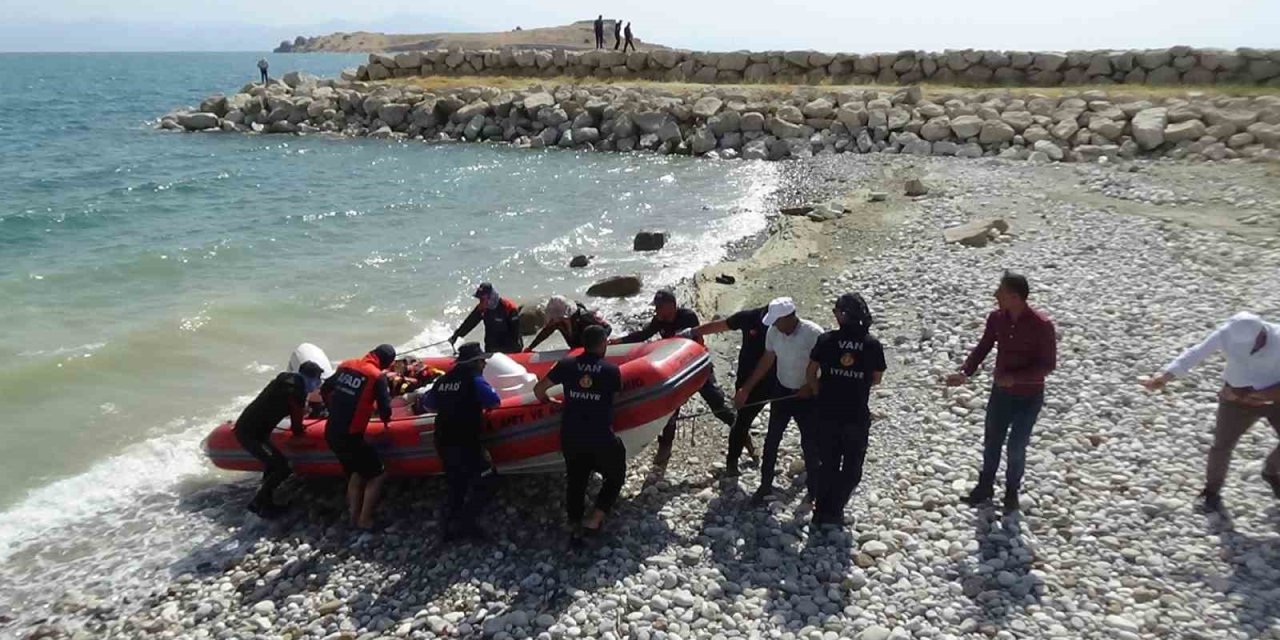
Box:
[805,360,821,396]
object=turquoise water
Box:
[0,53,778,562]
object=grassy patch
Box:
[383,75,1278,100]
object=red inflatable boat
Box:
[202,338,711,475]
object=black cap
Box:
[372,344,397,369]
[834,293,872,323]
[456,342,490,364]
[298,360,324,379]
[474,282,494,298]
[652,288,677,306]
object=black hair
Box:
[582,325,608,351]
[1000,271,1030,300]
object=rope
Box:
[397,338,457,356]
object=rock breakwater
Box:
[164,76,1280,163]
[346,46,1280,88]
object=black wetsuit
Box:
[548,352,625,524]
[724,306,774,472]
[619,307,735,445]
[233,371,307,508]
[593,17,605,49]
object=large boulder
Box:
[692,97,723,119]
[569,255,591,268]
[801,98,835,119]
[1132,107,1169,150]
[943,219,1010,247]
[632,111,668,134]
[377,103,411,128]
[587,275,643,298]
[177,112,220,131]
[689,127,718,155]
[950,115,983,139]
[522,92,555,111]
[1164,119,1207,144]
[979,120,1016,144]
[633,231,667,251]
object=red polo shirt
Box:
[962,306,1057,395]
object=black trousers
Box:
[727,381,774,469]
[658,369,736,446]
[259,69,268,84]
[623,38,635,53]
[438,443,495,533]
[815,417,870,520]
[759,391,818,495]
[234,425,291,507]
[595,33,604,49]
[565,438,627,523]
[614,34,622,50]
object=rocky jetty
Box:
[163,76,1280,163]
[346,47,1280,87]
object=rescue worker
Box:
[614,288,736,463]
[233,360,324,517]
[534,326,624,546]
[526,295,612,352]
[322,344,395,530]
[417,342,503,542]
[807,293,886,527]
[677,305,768,476]
[449,282,523,354]
[593,14,605,49]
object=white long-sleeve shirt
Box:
[1164,312,1280,389]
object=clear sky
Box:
[1,0,1277,52]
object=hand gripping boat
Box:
[202,338,711,475]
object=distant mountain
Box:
[277,21,670,53]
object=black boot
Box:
[1002,489,1020,512]
[961,485,994,507]
[1199,489,1224,514]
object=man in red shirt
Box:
[946,273,1057,512]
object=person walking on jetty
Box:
[417,343,503,542]
[449,282,523,354]
[613,19,623,50]
[613,289,736,463]
[233,360,325,518]
[525,295,611,352]
[1142,312,1280,514]
[322,344,396,530]
[257,57,269,84]
[735,297,823,506]
[677,306,769,477]
[534,326,625,546]
[807,294,886,527]
[946,272,1057,512]
[623,22,636,53]
[593,15,605,49]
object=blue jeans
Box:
[978,386,1044,495]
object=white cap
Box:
[762,297,797,326]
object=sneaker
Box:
[1199,490,1224,514]
[750,486,774,506]
[1264,473,1280,500]
[1002,491,1020,512]
[960,486,994,507]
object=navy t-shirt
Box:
[725,306,770,386]
[809,330,887,420]
[547,353,622,451]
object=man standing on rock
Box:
[535,326,624,546]
[807,293,886,526]
[623,23,636,54]
[735,297,823,506]
[1142,312,1280,513]
[322,344,396,530]
[614,289,736,463]
[593,15,605,49]
[233,360,325,518]
[257,57,269,84]
[417,343,502,542]
[678,306,768,477]
[946,272,1057,512]
[613,20,623,51]
[449,282,523,354]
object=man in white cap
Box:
[525,295,611,352]
[1143,312,1280,513]
[735,297,824,505]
